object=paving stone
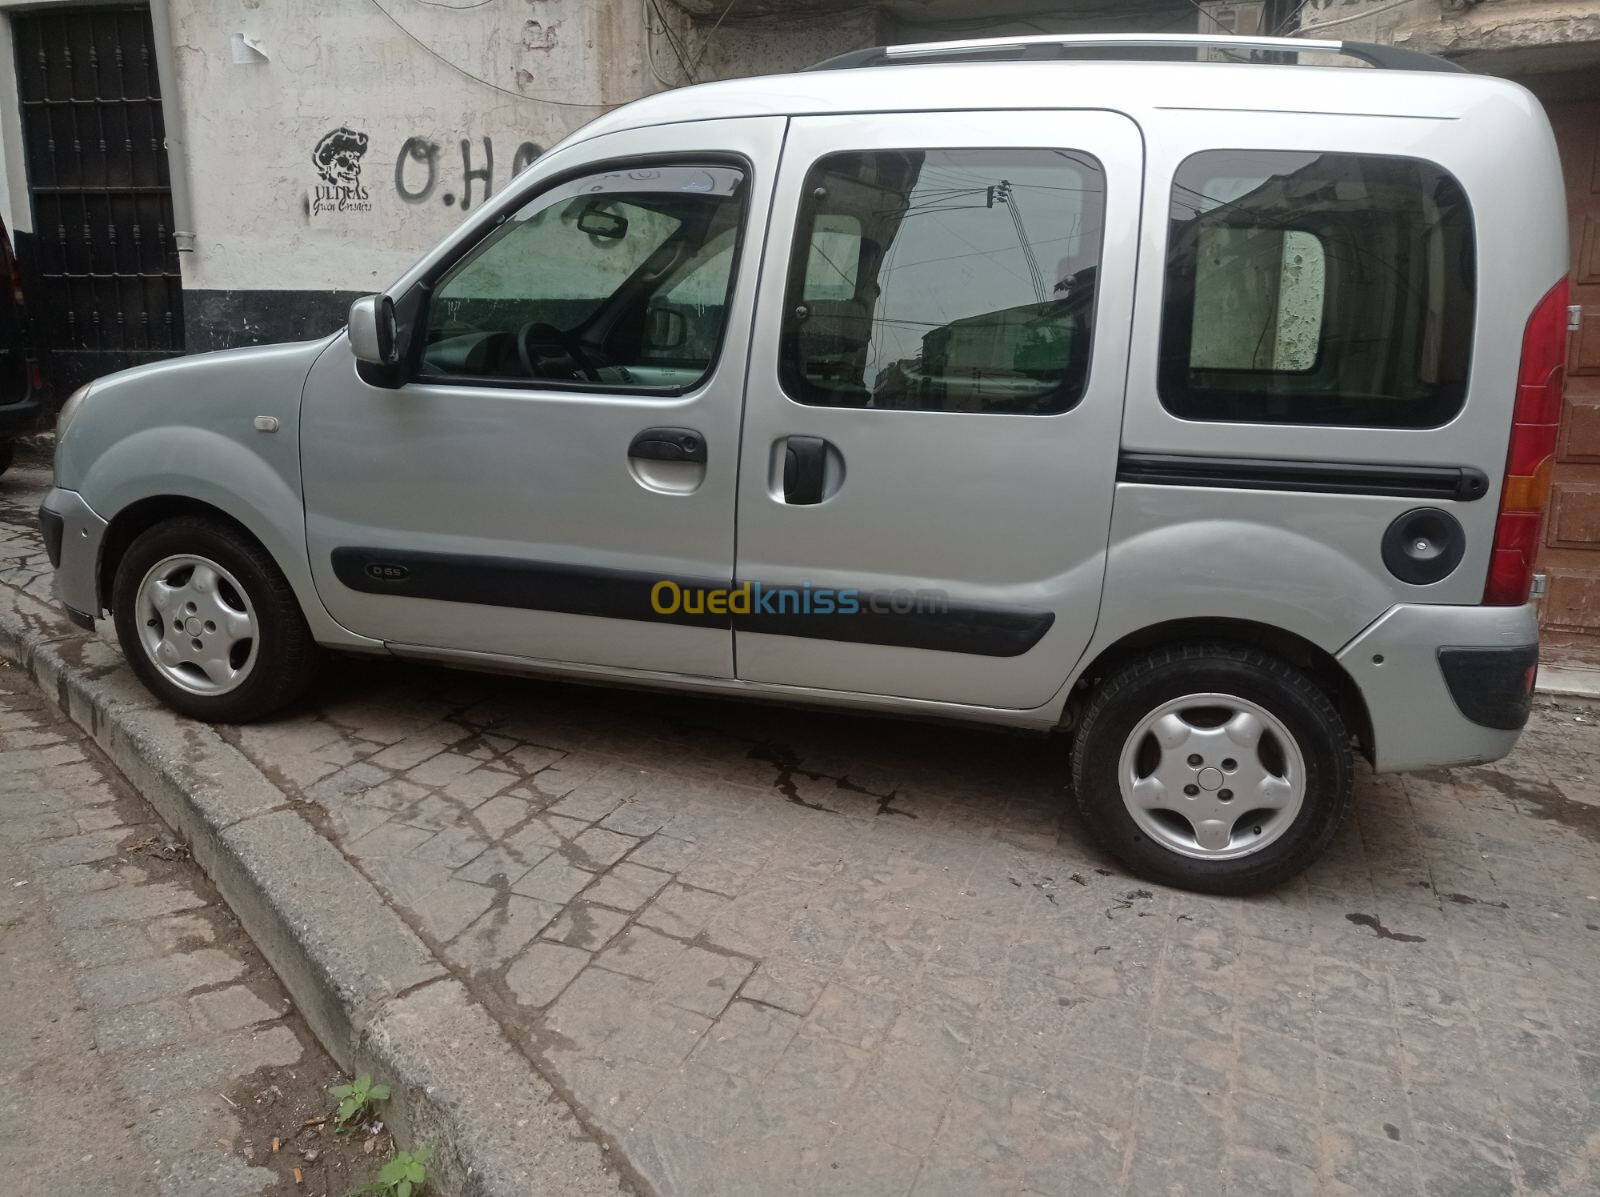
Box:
[468,793,536,839]
[597,925,687,982]
[800,980,898,1051]
[189,985,285,1032]
[404,750,485,787]
[96,998,196,1053]
[506,940,592,1008]
[581,862,670,913]
[35,826,149,867]
[61,922,156,969]
[346,820,433,859]
[410,823,492,868]
[145,912,219,955]
[654,947,755,1019]
[636,882,731,939]
[626,833,701,874]
[1131,1078,1228,1163]
[543,901,630,951]
[566,827,639,871]
[412,877,500,943]
[446,893,561,974]
[55,882,208,929]
[79,949,245,1010]
[689,998,801,1081]
[454,842,548,887]
[1226,1151,1320,1197]
[513,855,595,904]
[740,956,833,1016]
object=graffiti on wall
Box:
[394,137,544,211]
[310,127,373,216]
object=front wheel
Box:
[1070,644,1353,895]
[112,516,320,722]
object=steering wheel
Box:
[516,321,603,383]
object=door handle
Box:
[628,427,706,464]
[783,436,829,505]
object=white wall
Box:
[166,0,666,296]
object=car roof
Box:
[569,56,1536,147]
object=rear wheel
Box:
[1071,643,1352,895]
[112,516,319,721]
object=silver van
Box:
[39,34,1570,893]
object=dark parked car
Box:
[0,213,44,477]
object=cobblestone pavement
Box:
[5,454,1600,1195]
[0,655,339,1196]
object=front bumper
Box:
[38,487,108,627]
[1337,603,1538,773]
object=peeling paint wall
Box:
[6,0,1592,363]
[166,0,658,298]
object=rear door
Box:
[732,110,1143,709]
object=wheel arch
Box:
[1068,617,1374,761]
[97,495,259,612]
[92,489,375,650]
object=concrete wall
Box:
[4,0,1352,376]
[0,0,672,353]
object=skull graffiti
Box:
[312,127,370,188]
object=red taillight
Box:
[1485,277,1569,605]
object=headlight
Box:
[53,383,93,486]
[56,382,93,438]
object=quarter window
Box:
[1160,150,1475,427]
[781,149,1106,414]
[419,164,747,390]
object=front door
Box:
[301,117,784,677]
[732,111,1143,709]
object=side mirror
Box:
[646,307,688,351]
[348,294,398,365]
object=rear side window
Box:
[781,148,1106,414]
[1159,150,1475,428]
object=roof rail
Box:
[805,33,1465,75]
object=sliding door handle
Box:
[783,436,830,505]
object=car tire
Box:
[112,515,320,722]
[1070,642,1353,895]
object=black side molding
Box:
[734,593,1053,658]
[331,548,1054,657]
[1117,453,1490,502]
[1437,644,1539,731]
[332,548,730,630]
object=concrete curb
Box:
[0,601,627,1197]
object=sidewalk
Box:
[3,447,1599,1195]
[0,655,357,1195]
[1539,642,1600,702]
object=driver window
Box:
[419,164,748,389]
